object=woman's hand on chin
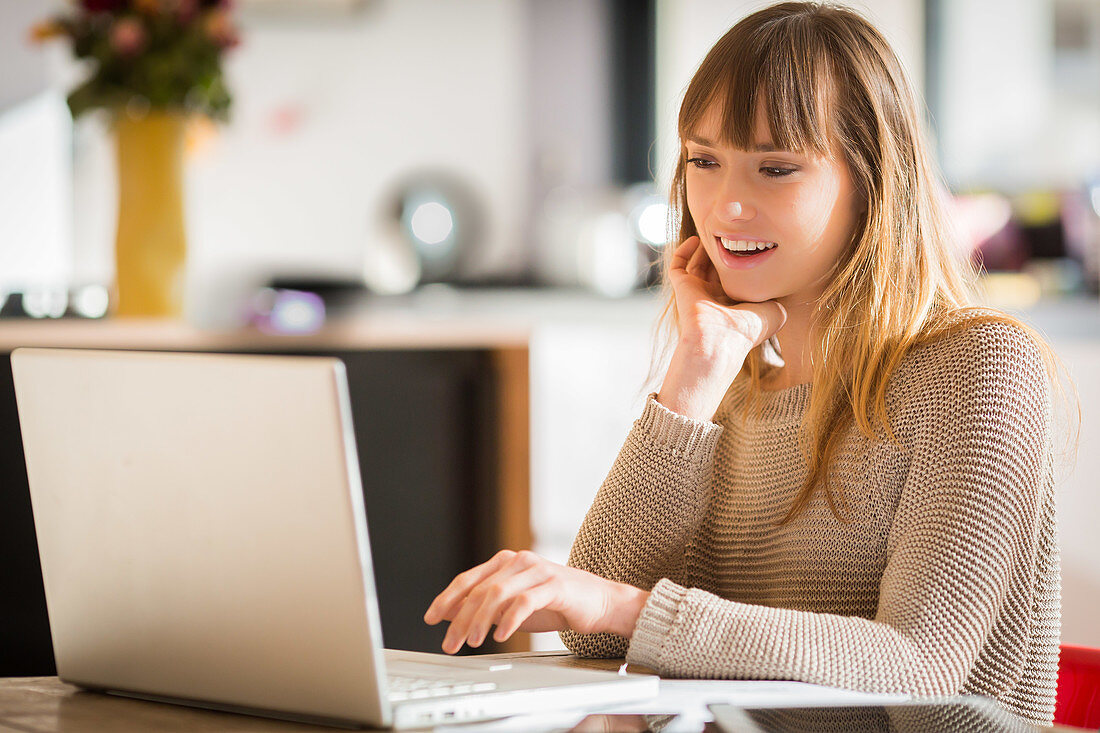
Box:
[669,235,787,356]
[423,550,650,654]
[657,236,788,420]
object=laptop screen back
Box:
[12,348,390,726]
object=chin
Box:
[718,279,780,304]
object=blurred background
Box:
[0,0,1098,658]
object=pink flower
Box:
[175,0,199,24]
[203,9,239,48]
[109,17,147,57]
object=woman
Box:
[425,2,1067,725]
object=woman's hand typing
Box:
[424,550,649,654]
[658,235,787,420]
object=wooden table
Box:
[0,652,1075,732]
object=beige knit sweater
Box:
[560,320,1061,726]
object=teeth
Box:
[719,237,777,252]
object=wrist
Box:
[677,329,752,372]
[609,583,650,639]
[657,340,748,420]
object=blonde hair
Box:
[646,1,1076,522]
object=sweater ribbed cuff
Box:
[626,578,688,671]
[637,393,723,461]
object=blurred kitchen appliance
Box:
[533,183,667,297]
[363,172,484,294]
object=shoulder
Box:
[886,311,1052,439]
[892,310,1050,395]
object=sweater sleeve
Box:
[625,323,1054,696]
[560,393,724,657]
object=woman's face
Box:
[684,103,864,306]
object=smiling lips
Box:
[712,235,778,269]
[718,236,777,256]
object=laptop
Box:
[11,347,658,729]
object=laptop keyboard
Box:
[387,674,497,701]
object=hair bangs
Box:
[678,12,838,158]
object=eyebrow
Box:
[686,135,789,153]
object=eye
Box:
[686,157,717,170]
[761,166,797,177]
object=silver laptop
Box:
[11,347,658,729]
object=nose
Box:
[717,199,755,224]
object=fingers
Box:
[458,564,548,650]
[732,300,788,347]
[764,300,788,333]
[670,235,721,293]
[774,300,788,329]
[430,550,547,654]
[684,236,712,279]
[704,253,722,288]
[424,549,515,626]
[493,579,558,641]
[426,554,623,652]
[669,236,700,273]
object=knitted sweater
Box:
[559,320,1061,726]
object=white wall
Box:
[936,0,1051,190]
[0,0,55,110]
[0,1,72,293]
[0,92,72,294]
[934,0,1100,192]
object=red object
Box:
[1056,644,1100,729]
[80,0,125,12]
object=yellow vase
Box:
[113,112,187,318]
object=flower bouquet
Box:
[32,0,238,120]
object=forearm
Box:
[561,382,726,657]
[657,336,748,421]
[569,333,746,587]
[627,580,961,695]
[567,394,723,589]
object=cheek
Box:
[787,178,843,247]
[684,176,713,230]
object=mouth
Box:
[717,236,778,256]
[713,236,779,269]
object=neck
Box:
[764,295,816,390]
